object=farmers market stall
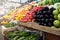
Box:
[0,0,60,40]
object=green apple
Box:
[53,20,60,28]
[42,1,45,6]
[59,9,60,12]
[57,5,60,10]
[45,0,49,5]
[38,2,41,6]
[49,0,53,5]
[38,2,43,6]
[58,14,60,20]
[54,15,58,19]
[53,10,59,15]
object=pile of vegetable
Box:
[4,22,15,28]
[34,6,55,27]
[7,30,39,40]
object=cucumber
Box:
[17,37,25,40]
[12,36,19,40]
[7,31,38,40]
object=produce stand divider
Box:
[19,22,60,36]
[4,27,17,32]
[4,26,36,33]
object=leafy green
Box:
[4,22,15,28]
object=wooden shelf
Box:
[4,22,60,36]
[4,27,17,32]
[19,22,60,36]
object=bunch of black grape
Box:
[34,7,55,27]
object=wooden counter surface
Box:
[19,22,60,36]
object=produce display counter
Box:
[3,22,60,40]
[4,22,60,36]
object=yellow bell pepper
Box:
[15,17,20,20]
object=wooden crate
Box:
[45,32,60,40]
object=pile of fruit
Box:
[53,0,60,3]
[12,7,30,20]
[38,0,60,6]
[7,30,39,40]
[38,0,54,6]
[2,0,60,28]
[34,6,55,26]
[20,6,43,22]
[12,2,37,21]
[3,9,14,19]
[3,4,33,21]
[52,5,60,28]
